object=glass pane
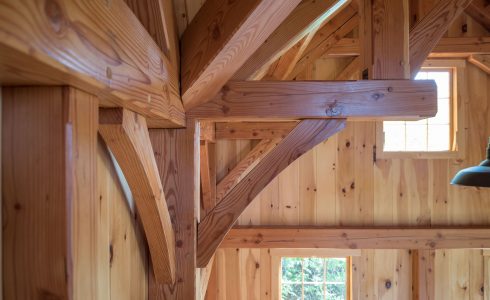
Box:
[326,284,346,300]
[326,258,346,282]
[427,71,450,98]
[303,258,324,282]
[282,258,302,283]
[428,98,450,125]
[383,123,405,151]
[428,124,450,151]
[415,71,428,80]
[303,284,324,300]
[405,124,428,151]
[282,283,302,300]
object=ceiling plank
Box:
[222,227,490,249]
[188,80,437,121]
[99,108,175,284]
[464,0,490,31]
[180,0,301,109]
[215,122,297,140]
[197,119,346,267]
[409,0,473,78]
[288,5,360,79]
[216,138,282,204]
[0,0,184,128]
[232,0,351,81]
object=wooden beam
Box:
[148,120,199,299]
[180,0,301,109]
[188,80,437,121]
[215,122,297,140]
[199,256,215,300]
[200,141,216,213]
[99,108,175,284]
[216,138,282,203]
[0,0,184,128]
[197,119,346,267]
[409,0,472,78]
[465,0,490,31]
[288,5,360,79]
[468,54,490,74]
[200,121,216,142]
[412,250,435,300]
[232,0,350,80]
[222,227,490,249]
[335,56,362,80]
[3,86,99,299]
[372,0,409,79]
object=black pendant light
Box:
[451,138,490,187]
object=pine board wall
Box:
[206,14,490,297]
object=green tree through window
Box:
[281,257,347,300]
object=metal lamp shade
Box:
[451,138,490,188]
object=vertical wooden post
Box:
[149,120,199,299]
[2,86,100,299]
[412,250,435,300]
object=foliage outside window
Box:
[281,257,347,300]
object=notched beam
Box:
[99,108,175,284]
[188,80,437,121]
[197,119,346,267]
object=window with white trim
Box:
[281,257,348,300]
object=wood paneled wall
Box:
[208,58,490,300]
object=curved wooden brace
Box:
[99,108,175,284]
[196,119,346,267]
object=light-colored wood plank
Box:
[412,249,436,300]
[216,139,282,204]
[233,0,350,80]
[409,0,473,77]
[197,119,346,267]
[288,5,360,79]
[188,80,437,121]
[99,108,175,284]
[465,0,490,31]
[222,227,490,249]
[0,0,184,128]
[200,140,217,212]
[468,54,490,74]
[148,120,199,299]
[2,86,100,299]
[215,122,297,140]
[181,0,301,109]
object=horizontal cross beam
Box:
[189,80,437,121]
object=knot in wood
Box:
[325,101,343,117]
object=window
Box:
[377,61,465,159]
[281,257,348,300]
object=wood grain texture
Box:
[335,56,362,80]
[0,0,184,128]
[200,140,216,213]
[372,0,409,79]
[468,54,490,74]
[232,0,346,80]
[148,120,199,299]
[99,108,175,284]
[2,86,99,299]
[215,122,296,140]
[197,119,346,267]
[216,139,282,204]
[222,227,490,249]
[289,5,359,79]
[188,80,437,120]
[180,0,301,109]
[465,0,490,31]
[412,249,435,300]
[200,121,216,142]
[409,0,473,77]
